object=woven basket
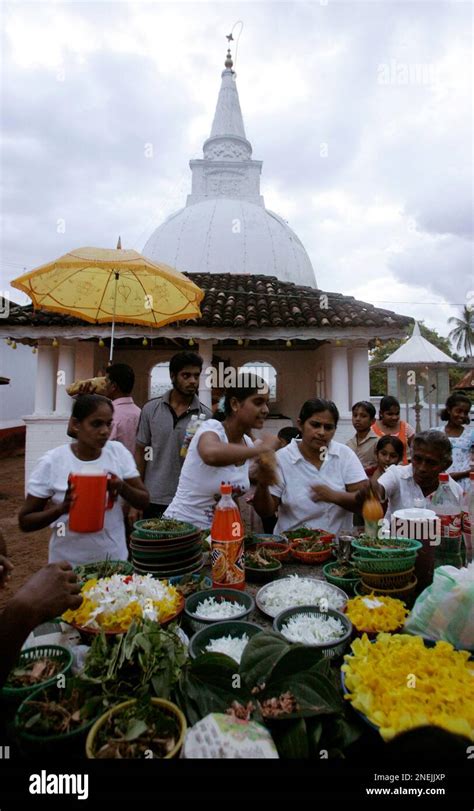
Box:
[290,543,332,565]
[355,577,418,605]
[351,538,422,557]
[352,552,417,574]
[360,568,415,590]
[2,645,73,704]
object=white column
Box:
[55,343,76,416]
[329,344,350,414]
[350,343,370,404]
[34,344,57,414]
[74,341,95,381]
[198,339,214,409]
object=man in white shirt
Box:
[375,430,462,513]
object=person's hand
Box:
[310,483,337,504]
[59,479,75,515]
[0,555,13,589]
[106,474,124,501]
[13,561,82,626]
[254,434,281,454]
[128,508,143,528]
[255,452,279,487]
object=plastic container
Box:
[86,698,186,759]
[2,645,73,705]
[431,473,462,540]
[210,483,245,590]
[188,620,263,660]
[68,469,114,532]
[184,588,254,634]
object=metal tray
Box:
[256,576,348,618]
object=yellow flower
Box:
[342,634,474,741]
[345,594,408,632]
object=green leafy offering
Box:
[174,575,212,598]
[139,518,189,532]
[245,549,280,570]
[6,657,62,688]
[73,559,133,584]
[94,697,181,759]
[175,632,362,760]
[82,618,188,701]
[284,528,332,542]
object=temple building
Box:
[1,47,412,483]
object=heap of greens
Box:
[92,697,181,759]
[81,618,187,701]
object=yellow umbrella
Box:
[11,243,204,361]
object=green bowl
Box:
[352,552,417,574]
[133,519,198,540]
[322,562,360,595]
[351,538,422,557]
[2,645,73,705]
[189,620,263,661]
[15,681,103,754]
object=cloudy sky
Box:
[1,0,472,342]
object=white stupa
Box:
[143,49,317,288]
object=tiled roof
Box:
[2,273,412,331]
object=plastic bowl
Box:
[290,540,333,565]
[248,540,293,563]
[86,698,186,759]
[322,561,360,595]
[188,620,263,661]
[184,588,255,634]
[15,681,103,754]
[273,606,352,658]
[245,553,283,583]
[2,645,73,705]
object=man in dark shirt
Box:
[133,352,212,519]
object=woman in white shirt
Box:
[19,395,149,567]
[253,398,367,535]
[164,375,280,530]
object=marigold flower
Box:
[342,634,474,741]
[345,594,408,633]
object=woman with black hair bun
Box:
[436,393,474,491]
[18,395,149,567]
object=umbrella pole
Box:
[109,271,119,364]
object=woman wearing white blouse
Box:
[253,398,367,535]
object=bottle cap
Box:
[470,472,474,480]
[439,473,449,482]
[220,483,232,494]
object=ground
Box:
[0,452,48,610]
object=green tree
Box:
[369,322,462,396]
[448,306,474,357]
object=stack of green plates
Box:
[130,522,203,578]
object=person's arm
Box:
[19,490,73,533]
[449,469,471,481]
[252,482,281,518]
[0,531,13,588]
[0,562,82,687]
[134,443,146,480]
[107,475,149,510]
[310,480,367,513]
[197,431,279,467]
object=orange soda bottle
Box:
[211,483,245,591]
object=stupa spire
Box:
[207,46,249,144]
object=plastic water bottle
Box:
[210,483,245,591]
[431,472,462,567]
[461,471,474,564]
[180,415,199,459]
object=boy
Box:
[346,401,378,474]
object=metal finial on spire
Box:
[225,48,233,69]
